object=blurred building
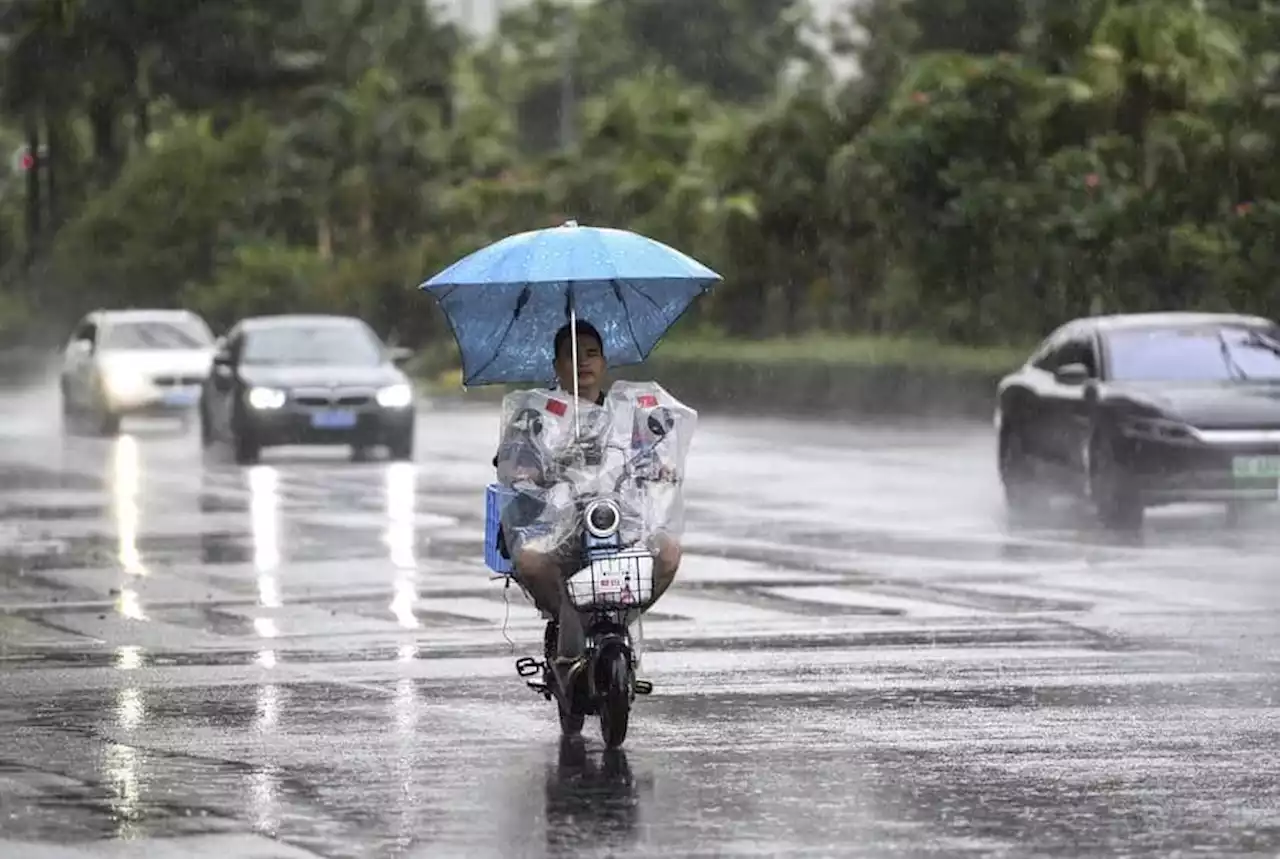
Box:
[435,0,576,36]
[437,0,853,77]
[437,0,848,38]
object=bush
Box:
[419,333,1027,419]
[649,333,1026,373]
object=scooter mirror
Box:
[510,407,544,436]
[646,407,674,438]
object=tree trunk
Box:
[719,220,768,337]
[45,115,58,230]
[131,48,150,151]
[357,197,373,250]
[134,98,150,149]
[89,98,118,185]
[23,111,41,266]
[317,213,333,261]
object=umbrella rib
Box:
[466,285,531,384]
[617,277,668,315]
[610,280,646,362]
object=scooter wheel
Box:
[598,650,631,749]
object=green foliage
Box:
[46,118,268,314]
[651,333,1027,373]
[2,0,1280,368]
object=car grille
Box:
[292,388,374,408]
[152,374,204,386]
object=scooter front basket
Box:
[565,549,655,611]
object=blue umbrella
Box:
[420,221,721,387]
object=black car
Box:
[200,314,416,464]
[996,311,1280,529]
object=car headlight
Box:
[376,384,413,409]
[1120,416,1201,443]
[247,387,286,410]
[102,369,150,401]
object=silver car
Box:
[59,309,217,435]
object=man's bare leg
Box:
[650,534,683,602]
[515,548,586,677]
[514,548,563,617]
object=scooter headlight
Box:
[584,499,621,538]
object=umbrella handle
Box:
[570,305,580,439]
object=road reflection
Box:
[106,682,147,839]
[386,462,421,841]
[385,463,419,629]
[110,435,149,623]
[544,737,641,854]
[250,465,281,604]
[390,677,419,844]
[252,684,282,835]
[111,435,146,577]
[249,465,282,667]
[104,744,144,839]
[114,645,143,671]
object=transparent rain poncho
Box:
[494,381,697,562]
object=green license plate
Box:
[1232,455,1280,479]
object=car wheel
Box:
[232,427,260,465]
[59,388,77,434]
[388,430,414,462]
[998,425,1047,520]
[88,382,120,437]
[96,409,121,437]
[199,406,214,448]
[1088,431,1143,531]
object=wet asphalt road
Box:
[0,369,1278,858]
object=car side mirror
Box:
[1054,363,1089,385]
[70,339,92,356]
[389,346,413,365]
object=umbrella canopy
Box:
[420,221,720,387]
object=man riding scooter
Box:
[495,321,684,701]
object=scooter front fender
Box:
[589,634,631,700]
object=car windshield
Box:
[1106,326,1280,382]
[100,319,212,350]
[241,324,384,367]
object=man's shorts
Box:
[504,524,583,611]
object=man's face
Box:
[555,333,605,393]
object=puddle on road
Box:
[0,503,104,521]
[0,463,102,493]
[0,616,1138,675]
[672,677,1280,713]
